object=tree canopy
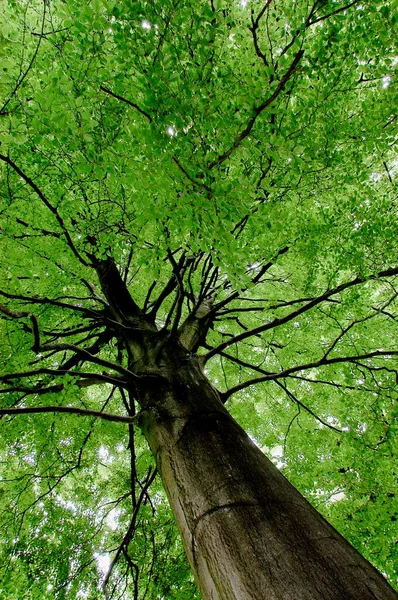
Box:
[0,0,397,598]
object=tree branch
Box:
[0,2,46,115]
[209,246,289,317]
[0,303,134,378]
[208,49,304,169]
[0,368,127,388]
[0,405,137,424]
[275,380,343,433]
[102,467,157,598]
[0,378,107,395]
[38,342,135,378]
[95,257,152,329]
[100,86,152,122]
[0,154,90,267]
[309,0,362,25]
[205,266,398,361]
[0,288,103,318]
[222,350,398,400]
[148,253,186,320]
[172,156,211,191]
[166,249,186,334]
[249,0,274,68]
[321,296,397,361]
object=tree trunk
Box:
[138,352,397,600]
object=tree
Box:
[0,0,397,598]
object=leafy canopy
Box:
[0,0,397,598]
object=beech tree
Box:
[0,0,397,598]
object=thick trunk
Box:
[138,354,397,600]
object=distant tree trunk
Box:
[138,349,397,600]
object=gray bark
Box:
[138,352,397,600]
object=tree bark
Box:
[138,352,397,600]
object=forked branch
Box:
[222,350,398,400]
[205,267,398,361]
[102,467,158,599]
[208,49,304,169]
[275,380,343,433]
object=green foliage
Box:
[0,0,397,598]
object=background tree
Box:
[0,0,397,598]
